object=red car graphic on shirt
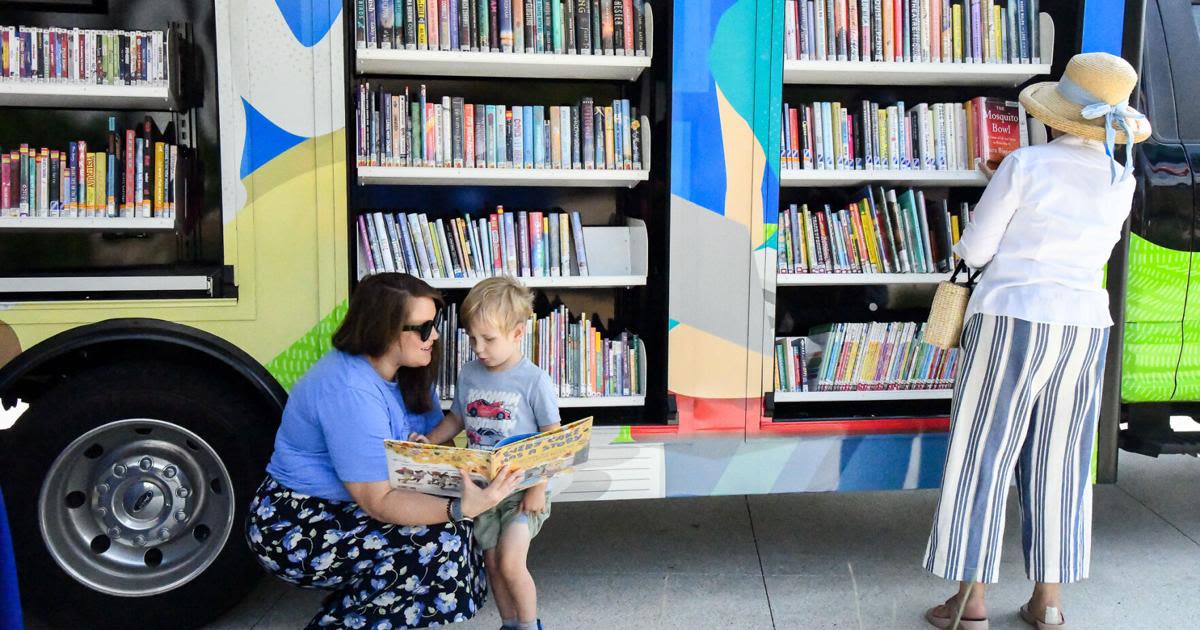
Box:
[466,399,510,419]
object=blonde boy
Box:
[413,277,560,630]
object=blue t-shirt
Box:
[266,350,445,502]
[451,358,560,450]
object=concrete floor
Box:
[191,450,1200,629]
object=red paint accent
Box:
[626,393,950,441]
[758,416,951,436]
[670,392,749,433]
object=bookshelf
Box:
[356,217,650,289]
[0,14,227,302]
[769,9,1057,416]
[355,6,655,82]
[780,169,988,187]
[0,217,176,233]
[346,1,664,418]
[0,24,181,111]
[783,14,1055,87]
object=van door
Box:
[1174,2,1200,402]
[1122,0,1195,405]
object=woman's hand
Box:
[975,157,995,181]
[520,483,547,514]
[407,432,429,443]
[458,465,522,519]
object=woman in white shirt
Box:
[922,53,1151,630]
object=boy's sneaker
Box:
[500,622,543,630]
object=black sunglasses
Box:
[401,309,444,342]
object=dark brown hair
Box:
[333,273,444,413]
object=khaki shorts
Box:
[473,490,551,551]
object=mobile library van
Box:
[0,0,1194,625]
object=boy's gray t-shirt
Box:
[452,358,561,450]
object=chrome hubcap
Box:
[38,419,234,597]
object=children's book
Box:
[384,417,593,497]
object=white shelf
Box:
[774,389,953,402]
[0,217,175,232]
[356,5,654,81]
[0,275,211,294]
[777,273,950,286]
[0,81,172,110]
[783,13,1054,87]
[780,169,987,187]
[358,49,650,82]
[784,60,1051,87]
[359,165,648,187]
[441,396,645,410]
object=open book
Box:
[384,417,593,498]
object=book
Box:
[385,417,593,497]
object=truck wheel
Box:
[1,361,277,629]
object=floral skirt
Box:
[246,477,487,629]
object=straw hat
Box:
[1019,52,1151,144]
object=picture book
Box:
[384,417,593,497]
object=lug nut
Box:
[96,507,108,517]
[175,511,187,522]
[158,528,171,540]
[96,483,109,495]
[107,527,121,539]
[139,457,153,471]
[134,535,147,546]
[176,488,190,498]
[112,464,126,477]
[163,466,177,479]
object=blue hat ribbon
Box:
[1056,75,1146,184]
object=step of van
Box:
[1120,428,1200,456]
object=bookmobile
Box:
[0,0,1195,625]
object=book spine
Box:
[565,0,577,53]
[573,105,588,169]
[581,98,595,169]
[355,0,368,47]
[548,212,561,275]
[500,0,514,51]
[612,0,624,54]
[570,211,589,275]
[600,0,614,53]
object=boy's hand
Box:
[407,432,429,443]
[520,484,547,514]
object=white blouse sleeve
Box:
[953,152,1024,269]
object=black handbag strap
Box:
[949,260,982,288]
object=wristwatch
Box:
[447,497,465,522]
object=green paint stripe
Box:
[265,300,349,391]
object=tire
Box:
[0,360,277,629]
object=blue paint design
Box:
[668,318,681,331]
[836,435,916,491]
[275,0,343,47]
[240,98,308,179]
[761,166,779,226]
[1080,0,1126,55]
[670,0,738,215]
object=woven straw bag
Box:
[926,262,981,350]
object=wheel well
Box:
[0,318,286,431]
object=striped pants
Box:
[924,314,1109,584]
